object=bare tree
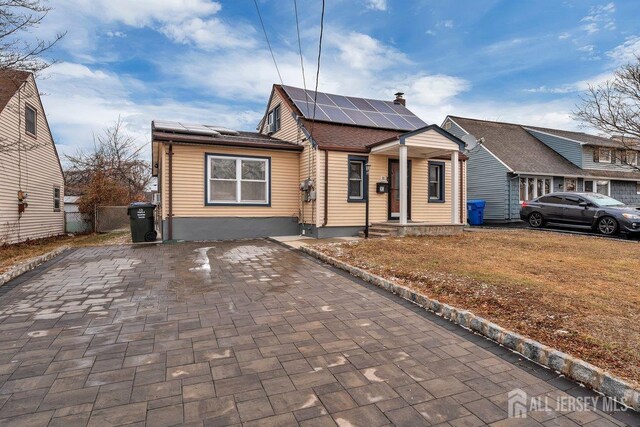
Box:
[575,55,640,169]
[65,117,152,215]
[0,0,65,74]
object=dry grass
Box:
[315,229,640,386]
[0,230,131,274]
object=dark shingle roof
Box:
[0,69,30,113]
[524,126,624,148]
[300,119,402,152]
[449,116,583,175]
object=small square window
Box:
[597,148,612,163]
[25,105,36,136]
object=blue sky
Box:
[32,0,640,159]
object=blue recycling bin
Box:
[467,200,486,226]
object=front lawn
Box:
[0,230,131,274]
[315,230,640,386]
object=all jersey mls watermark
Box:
[507,389,628,418]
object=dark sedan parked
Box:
[520,192,640,235]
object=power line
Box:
[293,0,309,115]
[309,0,325,141]
[253,0,283,85]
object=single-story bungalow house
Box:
[0,70,64,244]
[443,116,640,222]
[152,85,468,241]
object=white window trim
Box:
[206,155,270,205]
[519,176,553,203]
[348,160,364,200]
[429,164,443,201]
[585,179,610,196]
[563,177,577,193]
[598,148,612,163]
[627,150,638,167]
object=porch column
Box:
[451,150,459,224]
[399,144,408,225]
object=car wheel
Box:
[528,212,544,228]
[597,217,618,235]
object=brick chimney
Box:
[393,92,405,106]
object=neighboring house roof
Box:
[524,126,624,148]
[0,69,30,112]
[299,119,402,152]
[64,195,80,203]
[151,121,303,152]
[449,116,583,176]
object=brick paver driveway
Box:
[0,240,636,426]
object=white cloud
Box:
[580,2,616,34]
[524,72,612,94]
[365,0,387,11]
[558,32,570,40]
[38,62,262,161]
[607,35,640,65]
[438,20,454,29]
[106,31,126,38]
[161,17,255,50]
[329,31,409,70]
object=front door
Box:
[388,159,411,220]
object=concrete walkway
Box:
[0,240,636,426]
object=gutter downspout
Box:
[323,149,329,227]
[168,143,173,241]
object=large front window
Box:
[519,176,552,202]
[206,155,269,205]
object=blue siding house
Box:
[443,116,640,222]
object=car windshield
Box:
[584,193,626,207]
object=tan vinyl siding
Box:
[0,76,64,244]
[300,140,317,225]
[323,151,460,227]
[264,89,300,143]
[161,143,299,219]
[404,129,461,150]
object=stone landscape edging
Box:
[0,245,70,287]
[300,245,640,411]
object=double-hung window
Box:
[348,157,367,202]
[428,162,445,203]
[595,148,612,163]
[627,150,638,167]
[267,105,281,133]
[207,155,269,205]
[25,105,36,136]
[53,187,60,211]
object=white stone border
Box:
[0,245,70,287]
[301,245,640,411]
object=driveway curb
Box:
[0,245,70,287]
[300,245,640,411]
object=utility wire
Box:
[309,0,325,142]
[253,0,283,85]
[293,0,309,114]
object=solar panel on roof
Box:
[345,96,377,112]
[280,85,424,131]
[383,114,413,130]
[362,111,397,129]
[319,105,354,124]
[403,116,427,129]
[343,109,377,127]
[305,91,336,106]
[327,94,357,109]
